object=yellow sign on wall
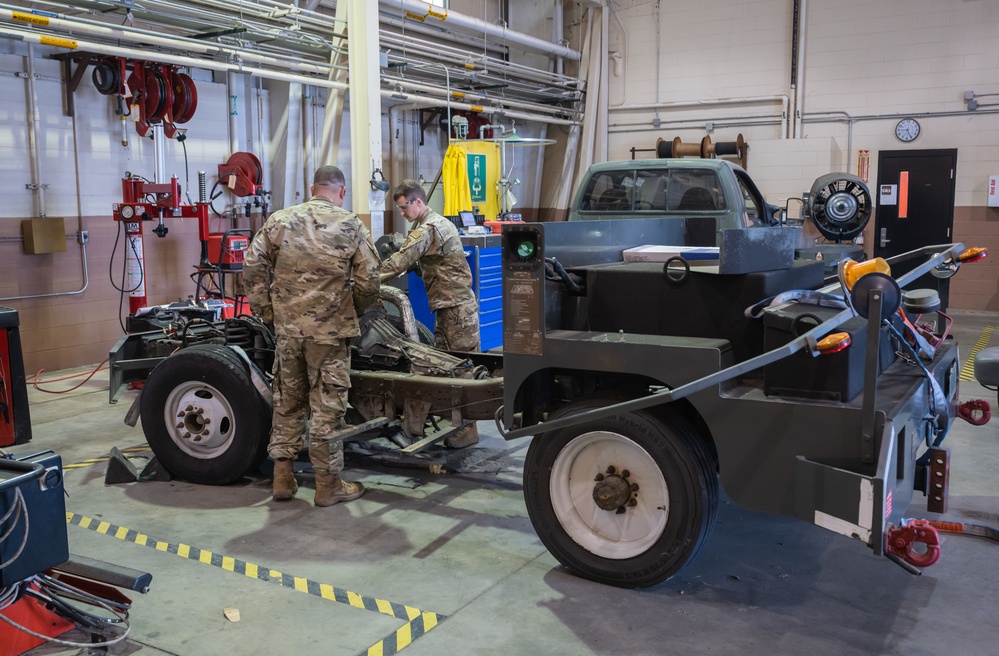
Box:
[452,141,500,221]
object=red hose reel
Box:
[92,59,198,138]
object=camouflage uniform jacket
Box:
[244,197,381,343]
[380,208,475,310]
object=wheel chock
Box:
[138,456,173,482]
[104,446,139,485]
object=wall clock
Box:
[895,118,920,142]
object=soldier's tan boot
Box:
[444,422,479,448]
[314,473,364,507]
[272,458,298,501]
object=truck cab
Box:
[568,159,779,233]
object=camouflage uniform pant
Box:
[434,302,480,352]
[268,336,351,474]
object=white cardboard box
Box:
[622,245,720,263]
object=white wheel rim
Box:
[550,430,670,559]
[162,381,237,459]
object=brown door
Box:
[873,149,957,307]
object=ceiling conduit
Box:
[374,0,581,61]
[0,25,351,91]
[0,4,582,121]
[0,5,338,76]
[610,96,789,140]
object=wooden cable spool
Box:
[655,133,748,168]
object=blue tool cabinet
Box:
[407,242,503,351]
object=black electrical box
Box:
[763,304,897,402]
[0,451,69,587]
[0,306,31,446]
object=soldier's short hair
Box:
[314,166,346,189]
[393,179,426,204]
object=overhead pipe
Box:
[228,72,240,156]
[0,6,341,77]
[599,4,609,161]
[375,0,581,61]
[383,90,577,127]
[0,240,89,301]
[0,26,350,92]
[24,42,44,217]
[607,0,626,107]
[4,0,582,107]
[791,0,807,138]
[533,1,561,215]
[379,31,579,89]
[1,29,573,135]
[611,95,790,140]
[0,9,578,124]
[607,118,784,134]
[384,75,578,120]
[121,0,345,37]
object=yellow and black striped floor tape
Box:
[66,512,444,655]
[960,325,995,382]
[62,445,151,470]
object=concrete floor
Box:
[5,309,998,656]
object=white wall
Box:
[602,0,999,206]
[0,51,236,220]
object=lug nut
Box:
[183,432,191,439]
[631,483,640,492]
[176,423,184,429]
[606,466,616,475]
[621,470,630,478]
[627,498,637,507]
[616,506,626,514]
[594,473,604,481]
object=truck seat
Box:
[677,187,717,211]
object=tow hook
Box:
[958,399,991,425]
[886,520,941,571]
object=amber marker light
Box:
[840,257,891,291]
[957,247,988,263]
[817,332,852,355]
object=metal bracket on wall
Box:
[418,107,445,147]
[51,52,105,118]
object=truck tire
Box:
[524,398,718,588]
[140,345,270,485]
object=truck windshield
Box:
[578,168,726,213]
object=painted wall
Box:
[0,46,264,373]
[590,0,999,310]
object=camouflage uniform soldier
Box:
[381,179,480,447]
[244,166,381,506]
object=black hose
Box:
[544,257,585,294]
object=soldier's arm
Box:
[351,223,382,314]
[242,226,276,323]
[379,226,431,282]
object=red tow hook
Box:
[958,399,991,425]
[886,520,942,568]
